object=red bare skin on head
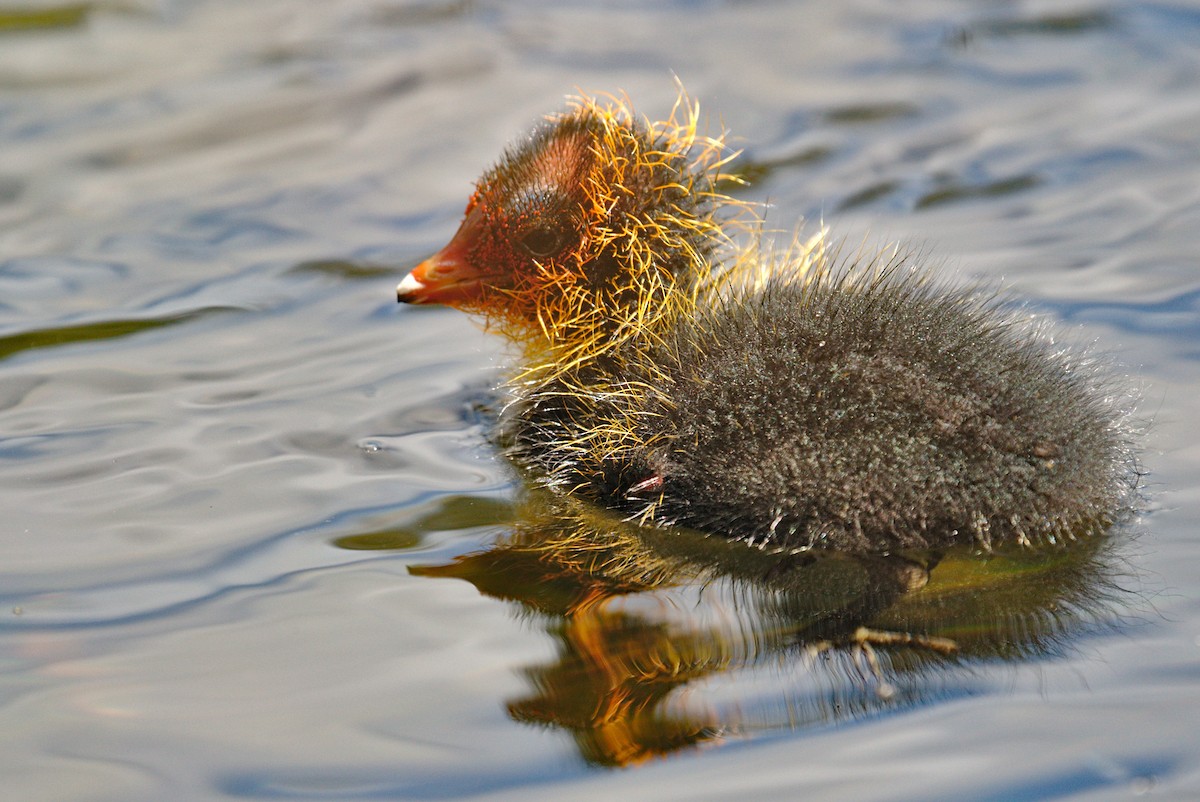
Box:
[398,126,594,316]
[526,130,590,200]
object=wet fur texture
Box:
[506,254,1137,553]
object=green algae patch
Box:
[0,4,91,33]
[0,307,235,362]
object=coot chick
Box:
[397,91,1137,553]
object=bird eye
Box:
[518,225,567,258]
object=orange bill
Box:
[397,207,489,307]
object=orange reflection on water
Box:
[407,491,1125,767]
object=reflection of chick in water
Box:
[397,91,1138,554]
[411,490,1126,767]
